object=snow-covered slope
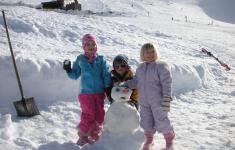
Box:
[0,0,235,150]
[198,0,235,24]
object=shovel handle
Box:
[2,10,25,99]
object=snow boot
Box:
[77,130,93,146]
[76,136,90,146]
[164,132,175,150]
[88,123,103,144]
[142,132,154,150]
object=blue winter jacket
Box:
[67,54,112,94]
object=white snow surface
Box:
[0,0,235,150]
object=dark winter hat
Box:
[113,54,129,67]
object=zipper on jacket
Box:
[144,63,149,101]
[90,62,95,93]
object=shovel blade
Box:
[13,97,40,117]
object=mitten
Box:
[105,87,114,104]
[161,97,172,112]
[128,99,139,110]
[108,97,114,104]
[63,60,72,73]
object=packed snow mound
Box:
[171,62,219,95]
[0,56,78,114]
[171,64,202,94]
[0,56,210,113]
[0,114,13,141]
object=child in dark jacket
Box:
[109,54,138,109]
[63,34,112,146]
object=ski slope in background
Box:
[0,0,235,149]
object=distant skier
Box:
[108,54,139,110]
[124,43,175,150]
[185,15,188,22]
[63,34,112,146]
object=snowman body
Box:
[105,86,140,133]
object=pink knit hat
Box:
[82,34,97,63]
[82,34,97,51]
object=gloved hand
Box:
[105,87,114,104]
[161,97,172,112]
[63,59,72,73]
[108,97,114,104]
[128,99,139,110]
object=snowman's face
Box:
[111,86,132,102]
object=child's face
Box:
[84,40,97,54]
[114,62,128,76]
[143,48,156,62]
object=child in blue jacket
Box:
[63,34,112,146]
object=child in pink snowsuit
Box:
[126,43,175,150]
[63,34,112,146]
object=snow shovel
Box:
[2,10,40,117]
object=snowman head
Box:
[111,86,132,102]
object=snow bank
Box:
[171,64,202,95]
[0,55,212,114]
[0,56,78,114]
[0,114,13,141]
[171,62,219,95]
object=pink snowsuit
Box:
[127,61,174,134]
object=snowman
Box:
[105,86,140,134]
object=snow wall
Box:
[0,56,212,114]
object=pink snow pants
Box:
[78,93,105,134]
